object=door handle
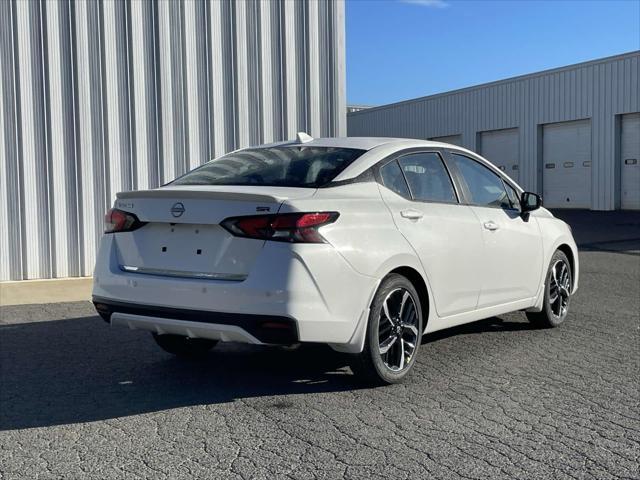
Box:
[483,221,499,231]
[400,209,424,220]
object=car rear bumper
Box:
[92,235,378,347]
[93,296,298,344]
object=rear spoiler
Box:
[116,189,280,204]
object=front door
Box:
[448,153,544,308]
[378,151,484,317]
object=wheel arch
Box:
[556,242,578,293]
[330,254,435,354]
[388,266,431,330]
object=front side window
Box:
[398,152,457,203]
[380,160,411,198]
[172,146,366,188]
[450,154,511,209]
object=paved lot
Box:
[1,211,638,479]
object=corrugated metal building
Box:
[348,51,640,212]
[0,0,346,281]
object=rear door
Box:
[447,152,544,308]
[377,151,483,317]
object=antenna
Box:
[296,132,313,143]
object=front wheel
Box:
[351,274,423,385]
[526,250,573,328]
[152,333,218,358]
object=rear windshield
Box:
[171,146,366,188]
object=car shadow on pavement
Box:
[422,316,541,344]
[0,314,537,431]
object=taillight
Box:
[104,208,145,234]
[221,212,339,243]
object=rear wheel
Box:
[351,274,423,385]
[526,250,572,328]
[152,333,218,358]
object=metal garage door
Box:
[479,128,519,182]
[430,135,462,146]
[542,119,592,209]
[621,113,640,210]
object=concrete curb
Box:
[0,278,93,306]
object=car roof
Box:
[296,137,415,150]
[243,135,517,188]
[292,136,456,151]
[255,136,466,151]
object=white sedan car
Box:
[93,135,578,384]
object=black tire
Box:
[152,333,218,358]
[526,250,573,328]
[351,274,423,385]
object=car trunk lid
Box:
[112,186,315,280]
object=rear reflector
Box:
[221,212,339,243]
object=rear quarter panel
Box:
[280,183,424,278]
[280,182,436,324]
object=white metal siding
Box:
[620,113,640,209]
[348,51,640,211]
[0,0,346,281]
[542,120,592,209]
[479,128,520,182]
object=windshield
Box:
[171,146,366,188]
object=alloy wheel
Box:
[549,260,571,318]
[378,288,419,372]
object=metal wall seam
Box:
[335,0,346,136]
[183,0,208,171]
[207,0,225,159]
[157,1,175,183]
[245,0,261,147]
[234,0,250,149]
[294,0,307,135]
[282,0,298,139]
[130,1,151,189]
[74,0,95,277]
[103,1,129,202]
[258,0,275,143]
[46,0,73,278]
[0,0,21,281]
[0,4,9,282]
[306,0,320,137]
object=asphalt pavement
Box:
[0,210,638,479]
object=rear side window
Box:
[380,160,411,198]
[172,146,366,188]
[398,152,457,203]
[450,153,511,209]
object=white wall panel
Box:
[15,1,50,279]
[479,128,520,182]
[349,51,640,211]
[620,113,640,209]
[1,0,346,281]
[74,0,103,277]
[184,0,209,171]
[542,120,592,209]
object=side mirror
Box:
[521,192,542,213]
